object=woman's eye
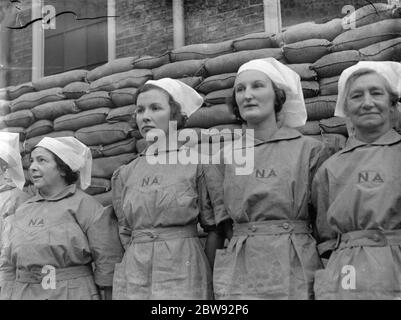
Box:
[136,107,144,113]
[254,82,264,88]
[151,105,160,111]
[235,86,244,93]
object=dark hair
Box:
[31,147,79,185]
[136,84,188,129]
[227,80,286,123]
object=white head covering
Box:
[335,61,401,118]
[36,137,92,190]
[237,57,307,127]
[0,132,24,190]
[144,78,204,117]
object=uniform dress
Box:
[111,148,216,300]
[0,184,123,300]
[207,126,330,299]
[0,184,31,252]
[312,129,401,299]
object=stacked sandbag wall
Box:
[2,2,401,208]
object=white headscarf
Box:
[335,61,401,118]
[36,137,92,190]
[0,132,24,190]
[144,78,204,117]
[236,57,307,127]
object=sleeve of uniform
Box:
[311,166,338,258]
[110,166,132,250]
[203,163,230,226]
[80,199,124,287]
[197,165,217,232]
[0,216,16,295]
[308,142,333,189]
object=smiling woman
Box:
[312,61,401,300]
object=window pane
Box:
[64,28,87,70]
[44,35,64,75]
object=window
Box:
[44,0,108,76]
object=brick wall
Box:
[3,0,393,86]
[3,1,32,86]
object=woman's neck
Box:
[247,116,279,141]
[355,125,391,144]
[39,182,69,198]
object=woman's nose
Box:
[362,94,375,108]
[244,86,253,100]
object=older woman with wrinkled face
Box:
[312,61,401,299]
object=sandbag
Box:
[360,37,401,61]
[10,88,65,112]
[0,127,26,141]
[89,69,153,92]
[311,50,361,78]
[90,138,136,158]
[232,32,278,51]
[132,53,171,69]
[75,91,114,110]
[331,19,401,52]
[23,130,75,153]
[153,59,206,80]
[32,100,79,120]
[295,121,321,135]
[4,110,35,128]
[348,3,401,28]
[54,107,110,131]
[106,105,137,123]
[33,70,87,91]
[92,153,137,178]
[7,82,35,100]
[205,48,284,76]
[275,18,343,45]
[196,73,236,94]
[170,41,234,62]
[186,104,238,128]
[62,81,90,99]
[93,190,113,207]
[86,56,136,82]
[0,100,10,116]
[319,76,340,96]
[205,88,233,105]
[305,95,337,121]
[283,39,331,64]
[176,77,203,89]
[109,88,139,107]
[25,120,53,139]
[136,138,148,154]
[287,64,317,81]
[86,177,111,196]
[75,122,133,146]
[319,117,348,136]
[0,88,9,100]
[302,81,320,98]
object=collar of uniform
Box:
[340,129,401,154]
[27,184,77,203]
[245,126,301,147]
[0,184,15,193]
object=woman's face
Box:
[136,88,171,138]
[29,147,66,192]
[234,70,276,124]
[345,73,393,134]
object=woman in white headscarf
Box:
[111,78,220,300]
[206,58,331,299]
[312,61,401,300]
[0,133,30,253]
[0,137,123,300]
